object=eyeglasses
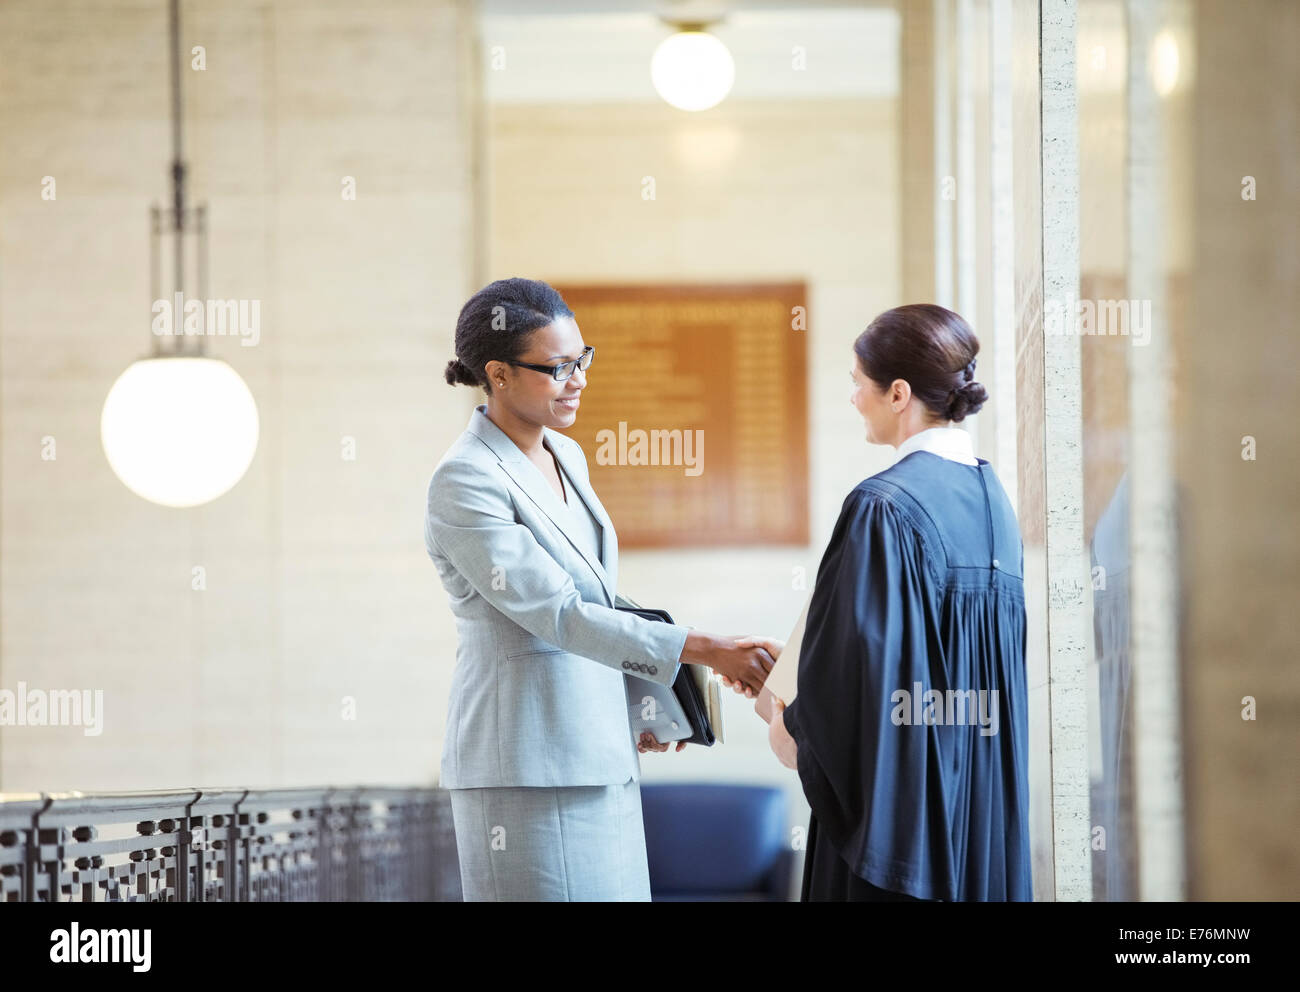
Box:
[507,345,594,382]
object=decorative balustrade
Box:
[0,788,461,902]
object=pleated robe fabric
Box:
[781,450,1032,902]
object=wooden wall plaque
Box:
[552,283,809,548]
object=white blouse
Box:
[555,459,604,563]
[895,425,979,466]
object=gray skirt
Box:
[448,776,652,901]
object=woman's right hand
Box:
[680,631,775,697]
[721,636,785,695]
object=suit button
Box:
[649,666,658,675]
[621,661,630,669]
[639,663,648,673]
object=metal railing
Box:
[0,787,461,902]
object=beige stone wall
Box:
[1180,0,1300,901]
[0,0,479,791]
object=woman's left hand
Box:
[768,698,798,769]
[639,731,687,753]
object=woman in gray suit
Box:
[425,277,773,901]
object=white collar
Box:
[895,425,979,466]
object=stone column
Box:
[1126,0,1185,903]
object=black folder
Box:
[615,604,717,747]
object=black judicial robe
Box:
[781,451,1032,902]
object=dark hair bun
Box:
[854,304,987,425]
[444,357,479,387]
[449,278,574,395]
[946,380,988,422]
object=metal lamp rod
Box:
[168,0,189,356]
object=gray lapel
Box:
[466,405,614,604]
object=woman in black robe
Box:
[735,304,1032,902]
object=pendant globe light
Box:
[101,0,259,509]
[651,18,735,112]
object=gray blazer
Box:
[425,403,690,789]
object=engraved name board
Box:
[553,283,809,548]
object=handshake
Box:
[637,631,787,754]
